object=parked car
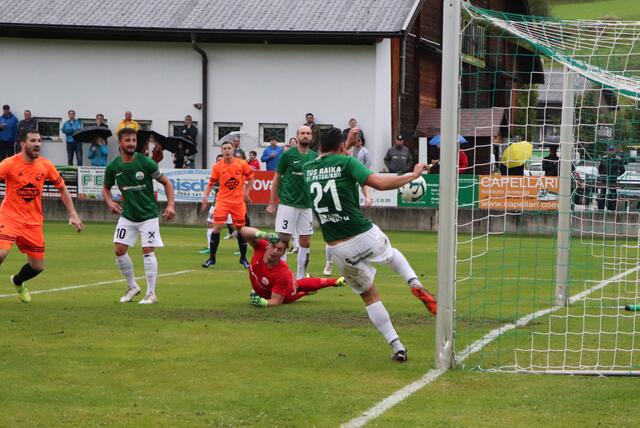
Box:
[617,162,640,198]
[573,160,598,205]
[525,162,544,176]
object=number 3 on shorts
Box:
[282,219,288,230]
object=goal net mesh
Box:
[452,2,640,374]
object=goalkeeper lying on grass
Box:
[240,227,346,307]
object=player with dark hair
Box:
[303,127,437,362]
[267,125,316,279]
[201,140,254,268]
[0,129,84,303]
[240,227,345,307]
[103,128,175,304]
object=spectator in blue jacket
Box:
[0,105,19,160]
[61,109,83,166]
[261,136,283,171]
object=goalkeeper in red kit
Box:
[240,227,346,307]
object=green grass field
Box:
[549,0,640,20]
[0,222,637,426]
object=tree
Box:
[513,85,540,141]
[528,0,550,17]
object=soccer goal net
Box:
[447,2,640,375]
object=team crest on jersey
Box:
[135,171,145,181]
[261,277,270,286]
[224,177,240,190]
[17,183,39,202]
[35,173,44,181]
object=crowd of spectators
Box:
[1,107,417,173]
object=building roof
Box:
[0,0,423,42]
[417,108,510,138]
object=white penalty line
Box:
[0,270,195,299]
[342,264,640,428]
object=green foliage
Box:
[513,85,540,141]
[528,0,551,17]
[549,0,640,20]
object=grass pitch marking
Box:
[0,270,195,299]
[342,264,640,428]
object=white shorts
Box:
[113,217,164,248]
[275,204,313,236]
[207,206,232,225]
[328,225,393,294]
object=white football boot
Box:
[119,285,141,303]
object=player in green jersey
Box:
[103,128,175,304]
[303,127,437,362]
[267,125,317,279]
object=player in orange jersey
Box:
[0,129,83,302]
[200,140,254,268]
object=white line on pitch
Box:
[341,264,640,428]
[0,270,195,299]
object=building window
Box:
[214,122,242,145]
[80,118,108,128]
[462,22,486,67]
[317,123,334,143]
[259,123,287,145]
[169,120,198,137]
[138,120,152,131]
[36,118,61,141]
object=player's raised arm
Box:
[155,175,175,220]
[365,162,429,191]
[240,226,279,248]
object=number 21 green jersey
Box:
[303,154,373,242]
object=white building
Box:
[0,0,426,172]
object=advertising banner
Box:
[478,175,559,210]
[43,165,78,198]
[396,174,478,208]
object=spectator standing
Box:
[181,115,197,168]
[597,145,625,210]
[542,144,559,177]
[261,136,283,171]
[384,134,412,173]
[248,151,260,170]
[0,105,19,160]
[285,137,298,152]
[115,111,140,134]
[231,136,246,160]
[305,113,321,152]
[17,109,38,139]
[351,132,371,168]
[342,118,365,142]
[61,109,83,166]
[173,141,187,169]
[88,114,109,167]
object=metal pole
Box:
[436,0,461,370]
[555,69,575,306]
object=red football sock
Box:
[296,277,336,292]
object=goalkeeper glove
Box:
[249,291,268,308]
[255,230,280,244]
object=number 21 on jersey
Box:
[310,179,342,213]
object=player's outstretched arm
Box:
[240,226,279,248]
[365,162,429,191]
[156,175,175,220]
[59,186,84,232]
[266,172,281,214]
[249,290,285,307]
